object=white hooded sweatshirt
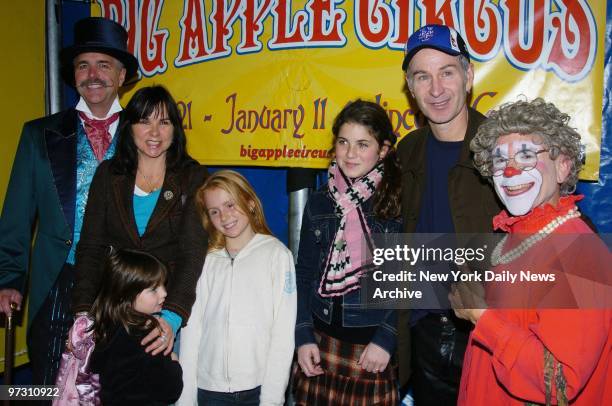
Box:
[178,234,297,406]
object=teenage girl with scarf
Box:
[293,100,402,405]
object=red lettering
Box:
[138,0,168,75]
[176,0,210,65]
[102,0,597,83]
[238,0,274,51]
[547,0,595,79]
[99,0,124,22]
[502,0,545,65]
[269,0,307,47]
[210,0,243,55]
[389,0,415,47]
[419,0,457,27]
[307,0,345,43]
[355,0,392,46]
[463,0,501,58]
[126,0,138,59]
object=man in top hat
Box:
[396,24,503,404]
[0,16,137,385]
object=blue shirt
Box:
[133,187,183,335]
[413,135,462,324]
[415,135,463,234]
[133,188,161,236]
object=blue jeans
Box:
[197,387,261,405]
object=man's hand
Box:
[449,282,487,325]
[358,342,391,373]
[141,316,174,355]
[297,343,324,377]
[0,289,22,316]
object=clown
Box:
[490,134,571,216]
[450,98,611,405]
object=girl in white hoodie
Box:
[178,170,297,406]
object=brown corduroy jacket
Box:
[72,159,208,323]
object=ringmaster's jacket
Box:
[178,233,297,406]
[0,109,124,327]
[72,159,208,322]
[295,187,403,355]
[395,107,504,386]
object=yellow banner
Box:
[94,0,604,180]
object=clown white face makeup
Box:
[492,133,562,216]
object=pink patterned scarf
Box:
[318,160,383,297]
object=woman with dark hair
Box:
[72,85,208,355]
[110,86,192,176]
[293,99,402,405]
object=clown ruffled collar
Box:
[492,194,583,233]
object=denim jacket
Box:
[295,187,402,355]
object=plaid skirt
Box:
[292,331,398,406]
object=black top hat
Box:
[61,17,139,85]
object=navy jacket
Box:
[295,186,402,354]
[91,326,183,405]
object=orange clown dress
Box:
[458,196,612,405]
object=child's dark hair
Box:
[90,248,167,345]
[332,99,401,219]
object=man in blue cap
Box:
[396,24,503,404]
[0,17,137,385]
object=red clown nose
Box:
[503,166,522,177]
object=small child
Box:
[89,248,183,405]
[178,170,297,406]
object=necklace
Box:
[137,167,163,193]
[491,208,580,265]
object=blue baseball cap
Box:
[402,24,470,71]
